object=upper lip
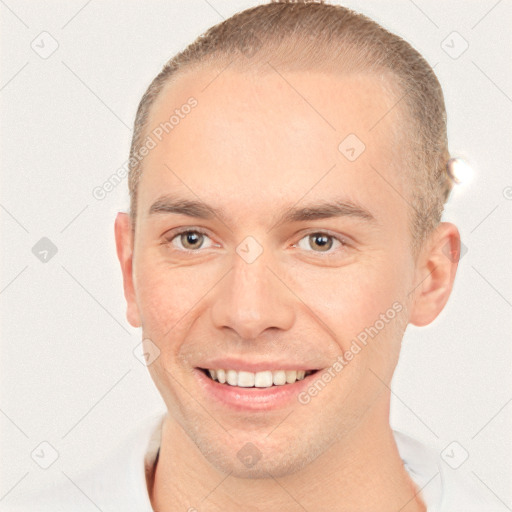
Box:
[196,358,321,373]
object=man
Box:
[12,1,492,510]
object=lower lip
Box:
[193,368,320,411]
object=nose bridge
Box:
[210,248,295,340]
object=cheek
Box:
[134,257,219,342]
[286,256,407,351]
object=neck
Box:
[150,400,426,512]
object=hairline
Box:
[129,14,446,261]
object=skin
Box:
[115,65,460,511]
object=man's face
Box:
[125,67,420,477]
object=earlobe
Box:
[114,212,141,328]
[408,222,461,327]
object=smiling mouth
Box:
[198,368,319,388]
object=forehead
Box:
[138,66,407,227]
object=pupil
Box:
[182,232,202,249]
[311,234,331,251]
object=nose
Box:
[210,250,295,341]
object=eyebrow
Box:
[148,194,377,227]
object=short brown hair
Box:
[128,0,453,255]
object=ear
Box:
[408,222,461,327]
[114,212,141,328]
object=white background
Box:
[1,0,511,508]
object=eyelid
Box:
[162,227,217,251]
[162,227,352,255]
[293,230,350,254]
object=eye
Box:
[163,228,216,252]
[295,232,347,254]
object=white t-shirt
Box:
[9,413,492,511]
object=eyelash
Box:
[162,228,349,256]
[163,228,216,253]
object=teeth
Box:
[273,370,287,386]
[226,369,238,386]
[237,371,255,387]
[205,369,314,387]
[285,370,297,383]
[254,371,273,387]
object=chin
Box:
[192,431,323,480]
